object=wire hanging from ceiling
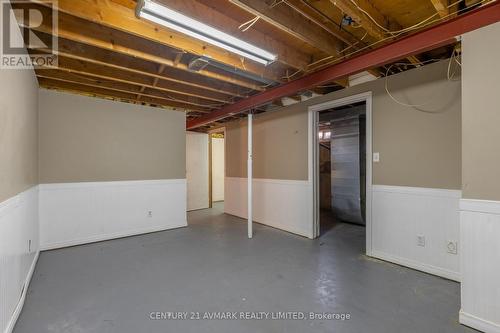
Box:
[384,47,462,111]
[347,0,490,36]
[239,16,261,32]
[307,0,495,72]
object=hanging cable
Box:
[347,0,467,36]
[384,51,461,111]
[269,0,285,8]
[308,1,493,72]
[447,46,462,81]
[239,16,260,32]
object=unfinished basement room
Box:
[1,0,500,332]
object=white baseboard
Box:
[371,250,460,281]
[460,198,500,333]
[40,223,187,251]
[225,177,313,238]
[39,179,187,250]
[460,310,500,333]
[4,252,39,333]
[372,185,461,281]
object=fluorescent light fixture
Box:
[136,0,277,65]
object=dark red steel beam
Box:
[187,1,500,129]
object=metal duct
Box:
[330,114,366,225]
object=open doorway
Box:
[309,92,372,254]
[318,102,366,235]
[209,131,225,208]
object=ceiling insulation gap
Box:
[348,71,378,87]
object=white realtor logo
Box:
[1,0,58,69]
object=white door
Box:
[186,132,209,211]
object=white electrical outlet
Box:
[417,235,426,247]
[148,211,153,218]
[373,152,380,162]
[447,241,458,255]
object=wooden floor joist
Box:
[43,35,250,99]
[19,3,267,92]
[229,0,343,57]
[150,0,311,70]
[36,55,233,105]
[187,1,500,128]
[31,0,285,82]
[330,0,423,65]
[38,78,205,112]
[46,48,238,102]
[36,71,219,110]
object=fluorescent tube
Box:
[137,0,277,65]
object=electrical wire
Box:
[308,0,495,72]
[282,68,303,81]
[239,16,260,32]
[447,46,462,81]
[337,31,368,54]
[165,94,226,109]
[270,0,285,8]
[244,0,488,95]
[384,50,461,111]
[347,0,465,36]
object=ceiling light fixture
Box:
[136,0,277,65]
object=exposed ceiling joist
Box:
[39,78,203,112]
[330,0,389,40]
[229,0,343,56]
[152,0,311,70]
[36,70,217,110]
[284,0,362,46]
[31,33,244,100]
[430,0,450,18]
[187,1,500,129]
[20,2,269,93]
[35,52,240,104]
[33,0,285,82]
[38,56,229,105]
[329,0,422,65]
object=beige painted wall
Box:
[226,106,308,180]
[39,90,186,183]
[462,22,500,201]
[226,60,462,190]
[0,26,39,202]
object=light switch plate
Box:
[373,152,380,162]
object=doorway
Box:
[209,131,225,208]
[309,92,373,254]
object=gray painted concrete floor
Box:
[14,203,475,333]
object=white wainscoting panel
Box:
[39,179,187,250]
[225,177,313,238]
[460,199,500,333]
[0,186,39,333]
[371,185,461,281]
